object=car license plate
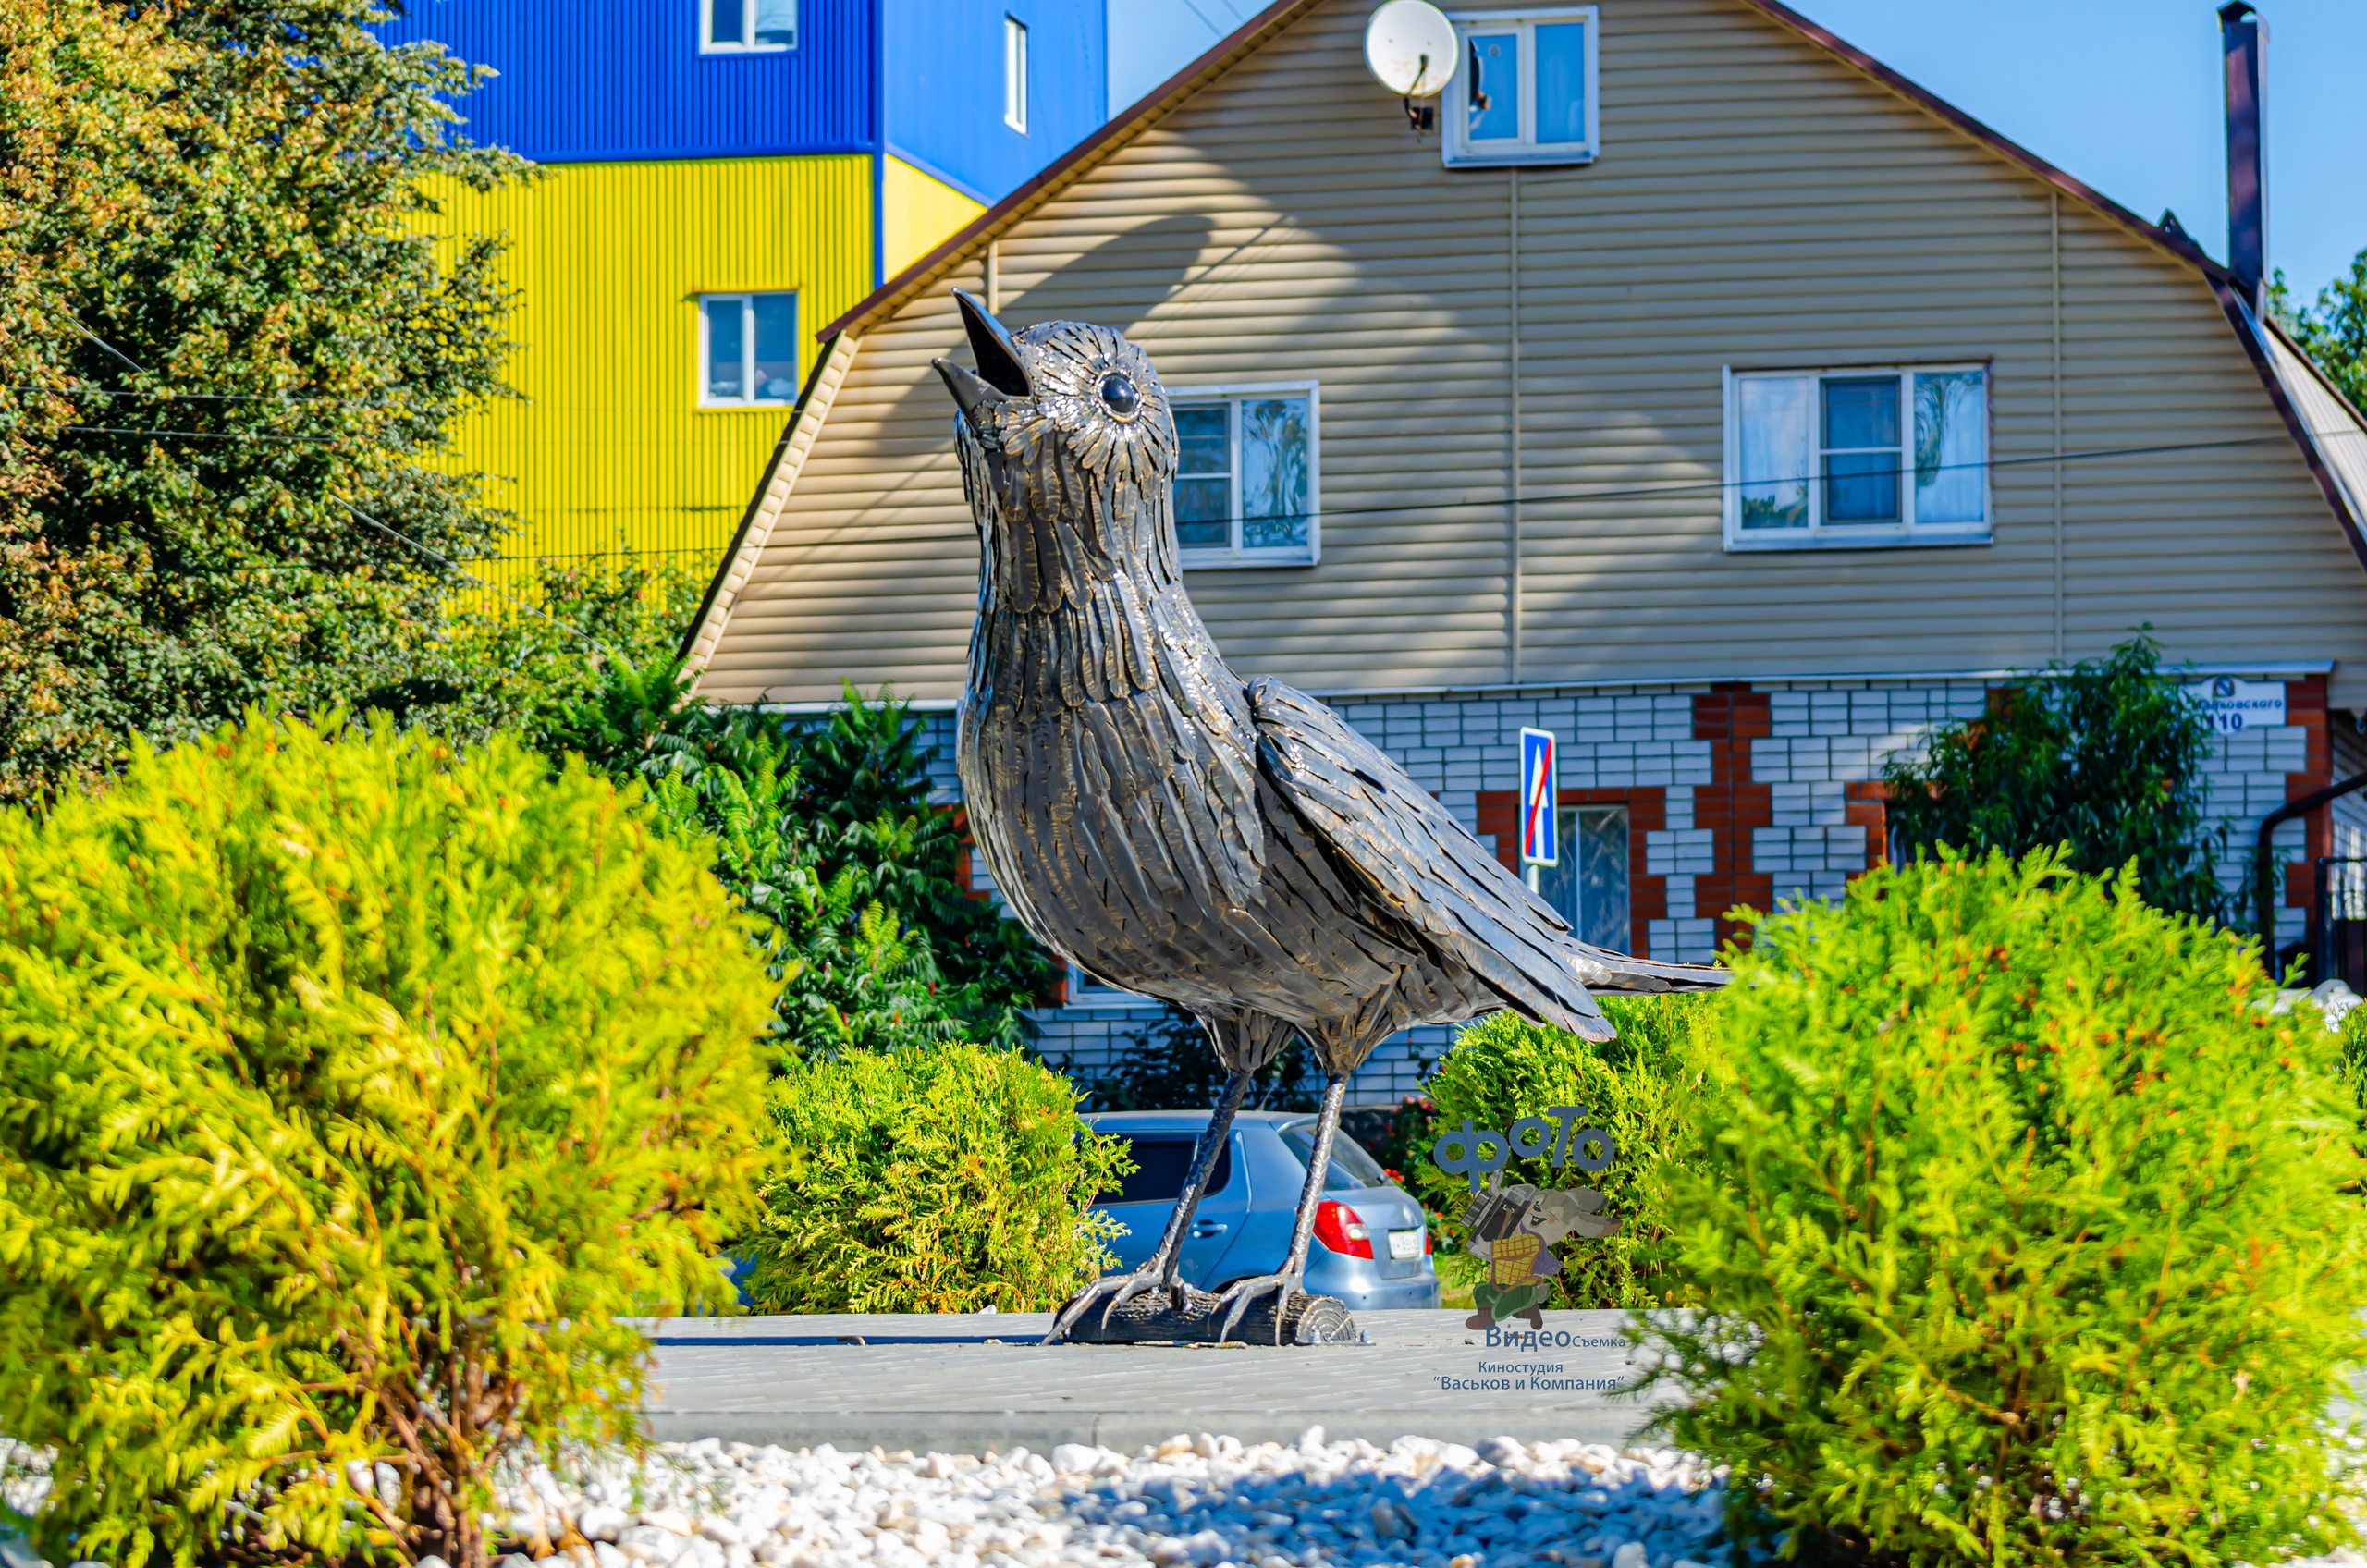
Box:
[1388,1229,1423,1260]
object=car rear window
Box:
[1099,1136,1233,1204]
[1278,1122,1393,1192]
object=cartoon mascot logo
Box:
[1460,1176,1621,1331]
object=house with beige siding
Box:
[682,0,2367,1101]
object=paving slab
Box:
[643,1309,1674,1455]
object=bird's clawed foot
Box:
[1213,1268,1304,1345]
[1042,1266,1180,1344]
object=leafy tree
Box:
[746,1043,1131,1313]
[1643,851,2366,1568]
[1882,635,2220,918]
[0,0,526,804]
[435,554,713,747]
[1417,998,1720,1311]
[2273,250,2367,412]
[540,662,1057,1056]
[0,715,775,1568]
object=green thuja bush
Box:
[0,717,776,1568]
[1643,850,2367,1568]
[746,1043,1130,1312]
[1418,996,1721,1308]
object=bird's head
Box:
[932,292,1180,613]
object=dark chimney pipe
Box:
[2220,1,2266,312]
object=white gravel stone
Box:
[461,1432,1750,1568]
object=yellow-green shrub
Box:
[1418,996,1721,1308]
[1644,851,2367,1568]
[0,717,776,1568]
[746,1043,1129,1312]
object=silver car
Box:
[1085,1109,1441,1311]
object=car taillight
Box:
[1425,1226,1434,1256]
[1313,1199,1373,1258]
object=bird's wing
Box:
[1246,678,1726,1039]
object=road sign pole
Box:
[1517,727,1557,900]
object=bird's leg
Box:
[1215,1072,1349,1344]
[1041,1066,1256,1344]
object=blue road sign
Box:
[1520,727,1557,866]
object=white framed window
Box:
[1003,17,1029,132]
[703,0,797,53]
[1442,6,1598,167]
[698,292,800,406]
[1167,382,1320,568]
[1723,363,1992,551]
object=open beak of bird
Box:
[932,290,1031,426]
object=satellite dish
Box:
[1364,0,1458,99]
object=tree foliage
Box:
[1643,851,2367,1568]
[0,0,526,804]
[1417,998,1720,1310]
[536,664,1056,1057]
[1882,636,2220,918]
[745,1043,1131,1313]
[2274,250,2367,413]
[0,716,775,1568]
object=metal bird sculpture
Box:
[932,294,1724,1345]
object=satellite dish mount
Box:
[1362,0,1459,138]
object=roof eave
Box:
[2215,282,2367,574]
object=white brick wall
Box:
[1330,687,1713,814]
[1011,675,2321,1100]
[1646,827,1714,876]
[1649,917,1718,963]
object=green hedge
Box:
[1417,995,1721,1309]
[746,1042,1130,1312]
[0,717,776,1568]
[1644,851,2367,1567]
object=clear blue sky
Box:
[1107,0,2365,302]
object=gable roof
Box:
[823,0,2234,349]
[684,0,2367,683]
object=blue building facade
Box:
[379,1,1106,227]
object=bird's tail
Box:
[1566,943,1730,996]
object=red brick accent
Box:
[1693,684,1772,949]
[1477,787,1665,956]
[1844,781,1890,879]
[2283,673,2334,936]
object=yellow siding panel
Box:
[883,157,987,281]
[419,155,874,582]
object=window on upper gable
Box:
[1004,17,1029,132]
[699,292,800,406]
[704,0,796,53]
[1723,364,1991,550]
[1442,7,1598,167]
[1168,383,1320,569]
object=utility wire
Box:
[67,319,147,376]
[49,418,2362,528]
[55,329,616,662]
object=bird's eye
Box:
[1098,372,1140,418]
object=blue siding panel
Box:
[377,0,877,161]
[882,0,1106,204]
